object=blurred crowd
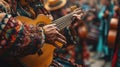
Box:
[44,0,120,67]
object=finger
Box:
[77,13,84,20]
[75,10,83,14]
[74,10,83,14]
[74,8,82,12]
[44,27,58,33]
[57,32,66,41]
[49,27,59,31]
[56,38,67,45]
[74,12,84,16]
[46,29,59,35]
[49,27,58,31]
[73,13,84,20]
[43,24,56,28]
[56,27,60,31]
[49,24,56,26]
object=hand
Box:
[70,8,84,35]
[104,10,109,18]
[43,24,66,47]
[73,8,84,21]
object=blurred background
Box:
[44,0,120,67]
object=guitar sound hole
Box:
[37,22,45,27]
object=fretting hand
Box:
[43,24,66,48]
[70,8,85,35]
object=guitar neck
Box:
[52,12,74,31]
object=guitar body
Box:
[107,18,118,48]
[16,14,63,67]
[77,22,88,40]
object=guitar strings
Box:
[52,13,73,30]
[58,16,72,30]
[58,18,72,30]
[53,12,72,25]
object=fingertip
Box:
[52,24,56,26]
[56,27,60,31]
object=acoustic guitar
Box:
[16,9,87,67]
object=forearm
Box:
[0,13,44,57]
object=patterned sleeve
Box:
[0,13,43,57]
[0,13,43,58]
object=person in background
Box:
[96,0,114,62]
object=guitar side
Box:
[16,14,63,67]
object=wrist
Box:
[41,27,46,45]
[37,27,46,47]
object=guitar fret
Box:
[53,12,73,30]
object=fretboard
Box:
[52,12,74,31]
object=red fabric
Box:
[83,41,90,60]
[112,46,118,67]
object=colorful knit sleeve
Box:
[0,13,43,57]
